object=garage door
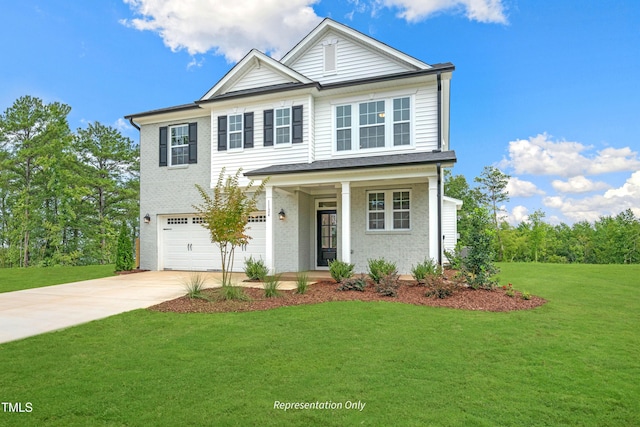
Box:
[161,213,266,271]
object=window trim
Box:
[169,123,189,167]
[275,107,292,146]
[227,113,243,151]
[333,94,414,154]
[366,189,412,232]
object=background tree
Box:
[194,168,266,287]
[115,222,134,272]
[444,170,482,247]
[474,166,510,260]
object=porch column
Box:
[428,176,439,262]
[265,185,274,273]
[341,181,351,263]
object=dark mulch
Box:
[149,278,546,314]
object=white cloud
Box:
[114,118,132,132]
[506,177,544,197]
[121,0,322,62]
[543,171,640,223]
[506,205,529,225]
[551,176,611,194]
[500,133,640,177]
[376,0,507,23]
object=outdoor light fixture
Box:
[278,209,286,221]
[143,213,151,224]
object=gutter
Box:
[437,162,443,266]
[436,71,442,152]
[128,117,140,131]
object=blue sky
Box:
[2,0,639,225]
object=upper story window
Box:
[159,123,197,167]
[228,114,243,150]
[169,124,189,166]
[275,108,291,145]
[335,96,412,153]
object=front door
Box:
[317,210,337,267]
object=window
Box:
[335,96,411,152]
[393,97,410,146]
[336,105,351,151]
[228,114,243,149]
[275,108,291,144]
[367,190,411,231]
[170,124,189,166]
[359,101,385,149]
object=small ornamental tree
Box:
[115,222,134,271]
[461,207,499,289]
[194,168,266,287]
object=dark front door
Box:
[317,210,337,267]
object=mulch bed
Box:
[149,278,547,314]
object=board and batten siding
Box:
[210,96,310,186]
[312,83,439,162]
[289,30,414,85]
[228,66,296,93]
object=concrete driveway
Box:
[0,270,273,344]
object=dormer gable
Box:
[200,49,313,101]
[281,18,432,84]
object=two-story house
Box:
[126,18,461,275]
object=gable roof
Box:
[281,18,431,71]
[200,49,312,100]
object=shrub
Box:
[115,223,134,272]
[295,272,309,295]
[328,259,354,283]
[411,258,441,285]
[503,283,515,297]
[425,277,457,299]
[337,275,367,292]
[182,273,210,301]
[521,290,531,300]
[244,256,268,281]
[218,285,250,301]
[367,258,398,284]
[375,271,400,297]
[264,274,282,298]
[460,208,499,290]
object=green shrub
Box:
[375,271,400,297]
[218,285,249,301]
[244,256,268,281]
[460,208,499,290]
[503,283,515,297]
[115,223,134,272]
[263,274,282,298]
[295,272,309,295]
[328,259,354,283]
[367,258,398,284]
[337,275,367,292]
[411,258,440,284]
[182,273,210,301]
[521,290,531,300]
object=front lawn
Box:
[0,263,638,426]
[0,264,115,293]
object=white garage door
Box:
[161,213,266,271]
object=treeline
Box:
[446,168,640,264]
[0,96,139,267]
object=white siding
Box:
[289,30,414,85]
[210,95,311,186]
[443,197,461,254]
[312,83,439,162]
[229,65,295,93]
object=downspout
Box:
[436,71,443,265]
[128,117,141,131]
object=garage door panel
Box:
[161,214,265,271]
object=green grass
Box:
[0,263,638,426]
[0,264,115,293]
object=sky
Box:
[1,0,639,225]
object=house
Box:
[125,18,460,274]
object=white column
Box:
[341,181,351,263]
[428,176,439,262]
[265,185,274,273]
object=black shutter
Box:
[217,116,227,151]
[244,112,254,149]
[188,122,197,164]
[292,105,303,143]
[159,126,168,166]
[263,109,274,147]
